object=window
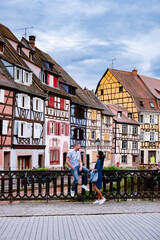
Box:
[69,86,76,95]
[139,100,144,107]
[75,106,84,119]
[33,98,43,112]
[150,115,154,124]
[29,52,33,61]
[122,140,127,149]
[122,125,127,134]
[22,96,25,108]
[122,156,127,164]
[105,116,110,125]
[25,72,29,83]
[0,41,5,53]
[54,97,60,109]
[132,126,138,135]
[128,113,132,119]
[50,150,60,164]
[17,46,21,55]
[61,123,65,135]
[140,132,144,141]
[132,141,138,150]
[101,89,104,95]
[119,87,123,93]
[18,122,31,138]
[18,94,30,109]
[139,115,143,123]
[118,111,122,118]
[150,132,154,141]
[50,122,54,134]
[17,69,20,80]
[74,128,84,140]
[91,131,95,140]
[40,72,45,83]
[150,102,154,108]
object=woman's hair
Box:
[98,150,104,167]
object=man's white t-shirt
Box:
[67,150,81,170]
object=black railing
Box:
[0,170,160,203]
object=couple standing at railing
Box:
[66,142,106,205]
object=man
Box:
[66,142,89,197]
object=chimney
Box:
[29,36,36,49]
[132,68,138,76]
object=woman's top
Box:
[94,159,103,189]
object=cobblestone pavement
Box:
[0,200,160,217]
[0,213,160,239]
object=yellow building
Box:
[96,69,160,165]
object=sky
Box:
[1,0,160,90]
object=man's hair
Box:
[74,142,81,147]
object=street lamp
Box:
[95,138,101,151]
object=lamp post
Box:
[95,138,101,151]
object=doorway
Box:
[148,151,156,164]
[132,155,138,166]
[38,155,44,168]
[140,150,144,164]
[63,152,67,169]
[4,152,10,171]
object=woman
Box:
[93,151,106,205]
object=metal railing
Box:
[0,170,160,203]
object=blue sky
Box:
[1,0,160,90]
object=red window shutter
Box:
[48,97,54,107]
[65,123,69,136]
[47,73,50,85]
[47,121,50,135]
[60,98,64,109]
[55,122,59,135]
[54,77,58,88]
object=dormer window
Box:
[119,87,123,93]
[47,73,58,88]
[139,100,144,107]
[17,45,21,55]
[69,86,76,95]
[49,63,53,71]
[0,40,6,53]
[128,113,132,119]
[29,52,34,61]
[150,102,154,108]
[40,71,45,83]
[118,111,122,118]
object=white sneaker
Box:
[93,200,100,204]
[71,190,75,197]
[82,185,90,191]
[99,197,106,205]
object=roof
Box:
[106,103,139,125]
[96,68,160,112]
[0,71,18,90]
[140,75,160,99]
[0,24,19,43]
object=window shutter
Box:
[54,77,58,88]
[138,142,141,149]
[40,99,43,112]
[155,132,158,141]
[60,98,64,110]
[92,110,96,120]
[128,141,131,149]
[88,131,91,140]
[120,141,122,149]
[47,121,50,135]
[108,151,111,160]
[48,97,54,107]
[55,122,59,135]
[155,115,158,124]
[27,123,31,138]
[2,120,8,135]
[103,116,106,124]
[138,126,140,135]
[34,123,41,138]
[33,98,36,111]
[22,70,25,83]
[0,89,4,103]
[25,96,30,109]
[110,117,113,125]
[47,73,50,85]
[145,132,150,141]
[119,125,122,134]
[65,123,69,136]
[24,123,27,137]
[104,133,109,141]
[28,72,32,85]
[50,75,54,86]
[18,94,22,108]
[144,115,149,124]
[18,122,21,137]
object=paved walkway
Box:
[0,201,160,239]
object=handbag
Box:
[89,170,98,183]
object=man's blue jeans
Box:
[70,166,89,191]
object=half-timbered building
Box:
[83,88,114,168]
[0,24,46,170]
[106,103,140,167]
[96,68,160,165]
